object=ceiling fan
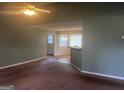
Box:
[1,4,51,16]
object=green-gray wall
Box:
[82,14,124,78]
[0,26,47,68]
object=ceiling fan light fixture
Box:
[24,9,36,16]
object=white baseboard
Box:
[71,63,124,81]
[71,63,82,72]
[0,57,47,70]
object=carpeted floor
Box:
[0,56,124,90]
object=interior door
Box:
[47,34,54,55]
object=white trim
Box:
[0,57,47,70]
[71,63,124,81]
[81,70,124,81]
[71,63,82,72]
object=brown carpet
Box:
[0,57,124,90]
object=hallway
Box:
[0,56,124,90]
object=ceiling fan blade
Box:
[0,5,51,15]
[3,6,25,10]
[25,5,51,13]
[35,8,51,13]
[0,10,21,15]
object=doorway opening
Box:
[47,34,54,56]
[46,21,82,64]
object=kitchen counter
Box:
[70,47,82,69]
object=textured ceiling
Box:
[30,20,83,31]
[1,3,124,26]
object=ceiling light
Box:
[24,10,36,16]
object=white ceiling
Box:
[30,20,83,31]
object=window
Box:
[69,34,82,48]
[59,34,68,47]
[48,34,53,44]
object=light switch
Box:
[121,35,124,39]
